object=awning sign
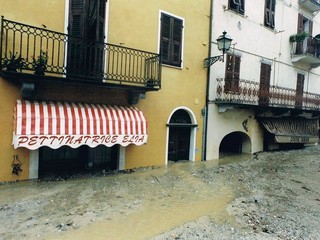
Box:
[261,118,319,144]
[13,100,148,149]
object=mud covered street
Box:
[0,146,320,240]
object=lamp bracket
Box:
[203,55,223,68]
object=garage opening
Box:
[39,145,119,178]
[219,131,251,157]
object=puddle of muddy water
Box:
[43,154,252,240]
[0,154,254,240]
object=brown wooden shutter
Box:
[259,63,271,106]
[295,74,304,108]
[224,54,240,92]
[309,20,313,36]
[297,13,304,33]
[232,55,240,92]
[224,54,233,92]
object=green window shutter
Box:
[172,18,183,66]
[160,14,171,65]
[160,13,183,67]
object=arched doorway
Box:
[167,109,197,162]
[219,131,251,157]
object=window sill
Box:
[225,8,246,18]
[162,63,183,70]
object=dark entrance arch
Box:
[219,131,251,157]
[167,109,196,161]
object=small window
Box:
[225,54,241,93]
[264,0,275,29]
[160,12,184,67]
[229,0,245,15]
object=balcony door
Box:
[224,54,240,93]
[295,74,304,109]
[297,13,312,54]
[259,63,271,107]
[68,0,107,79]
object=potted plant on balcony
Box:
[32,50,48,75]
[2,51,25,72]
[289,31,309,42]
[289,31,309,55]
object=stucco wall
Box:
[206,0,320,160]
[0,0,66,181]
[0,78,30,181]
[108,0,210,168]
[210,0,320,94]
[206,105,263,160]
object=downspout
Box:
[202,0,214,161]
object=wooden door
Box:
[259,63,271,106]
[168,127,191,161]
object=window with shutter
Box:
[259,63,271,106]
[160,12,183,67]
[296,14,312,54]
[229,0,245,15]
[68,0,106,78]
[264,0,275,29]
[224,54,240,93]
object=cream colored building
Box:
[0,0,209,182]
[206,0,320,160]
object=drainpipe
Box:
[202,0,214,161]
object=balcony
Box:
[291,37,320,68]
[299,0,320,12]
[0,18,161,93]
[215,78,320,112]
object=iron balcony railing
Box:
[0,17,161,88]
[215,78,320,111]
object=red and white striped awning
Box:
[13,100,148,150]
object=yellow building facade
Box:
[0,0,209,182]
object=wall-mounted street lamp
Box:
[204,31,233,68]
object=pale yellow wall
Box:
[0,0,66,181]
[108,0,210,168]
[0,0,210,179]
[0,78,30,181]
[0,0,65,32]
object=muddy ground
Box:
[0,145,320,240]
